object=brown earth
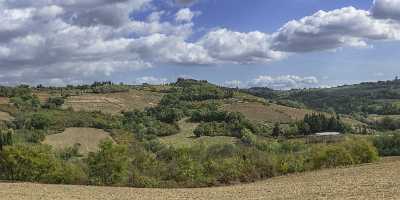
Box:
[1,157,400,200]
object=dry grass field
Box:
[62,90,163,114]
[1,157,400,200]
[43,128,114,154]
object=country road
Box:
[1,157,400,200]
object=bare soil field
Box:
[62,90,163,114]
[1,157,400,200]
[43,128,114,154]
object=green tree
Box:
[272,123,281,138]
[86,140,129,185]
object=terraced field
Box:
[62,90,163,114]
[1,157,399,200]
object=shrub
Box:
[311,145,354,169]
[342,138,379,164]
[86,140,129,186]
[373,133,400,156]
[0,144,67,182]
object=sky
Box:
[0,0,400,89]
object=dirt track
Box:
[1,158,400,200]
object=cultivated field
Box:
[1,157,399,200]
[62,89,163,114]
[223,102,313,123]
[43,128,114,154]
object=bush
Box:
[373,133,400,156]
[86,140,129,185]
[311,145,354,169]
[194,122,228,137]
[0,144,85,184]
[310,138,378,169]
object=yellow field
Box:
[43,128,114,154]
[1,157,399,200]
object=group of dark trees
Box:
[0,129,13,151]
[298,113,346,135]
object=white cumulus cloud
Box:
[248,75,319,90]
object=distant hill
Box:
[245,79,400,115]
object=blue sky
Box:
[0,0,400,89]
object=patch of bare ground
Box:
[43,128,114,155]
[1,157,400,200]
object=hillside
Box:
[245,79,400,115]
[0,79,387,190]
[1,157,399,200]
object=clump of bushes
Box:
[373,132,400,156]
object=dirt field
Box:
[62,90,163,114]
[1,157,400,200]
[43,128,114,154]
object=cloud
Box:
[198,29,285,64]
[175,8,200,22]
[175,0,198,6]
[247,75,319,90]
[135,76,168,85]
[272,7,400,52]
[372,0,400,20]
[224,80,243,88]
[1,0,400,85]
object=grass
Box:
[159,119,238,148]
[62,89,163,114]
[1,157,399,200]
[43,128,114,155]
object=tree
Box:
[0,129,13,151]
[87,140,129,185]
[272,123,281,138]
